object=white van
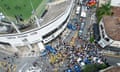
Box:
[76,6,80,15]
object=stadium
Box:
[0,0,46,21]
[0,0,74,55]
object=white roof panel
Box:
[111,0,120,7]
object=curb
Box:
[103,53,120,58]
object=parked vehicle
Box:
[76,6,81,15]
[79,22,85,36]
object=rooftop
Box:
[103,16,120,41]
[112,6,120,17]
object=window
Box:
[100,25,103,30]
[102,31,105,38]
[105,38,110,41]
[43,28,58,39]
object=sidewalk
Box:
[99,50,120,58]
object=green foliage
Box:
[89,36,94,43]
[96,1,112,22]
[83,64,108,72]
[0,0,44,20]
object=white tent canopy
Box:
[81,11,86,17]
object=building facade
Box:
[98,0,120,49]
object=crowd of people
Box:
[42,31,107,72]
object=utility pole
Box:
[29,0,40,27]
[11,22,21,33]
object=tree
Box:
[96,1,112,22]
[83,64,108,72]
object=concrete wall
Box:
[98,19,120,48]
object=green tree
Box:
[89,36,94,43]
[83,64,107,72]
[96,1,112,22]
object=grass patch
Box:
[0,0,45,20]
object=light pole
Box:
[29,0,40,27]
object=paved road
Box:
[104,55,120,66]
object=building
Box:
[98,0,120,7]
[98,1,120,49]
[98,0,110,7]
[98,16,120,48]
[111,0,120,7]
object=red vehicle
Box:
[87,0,96,7]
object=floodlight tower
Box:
[29,0,40,27]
